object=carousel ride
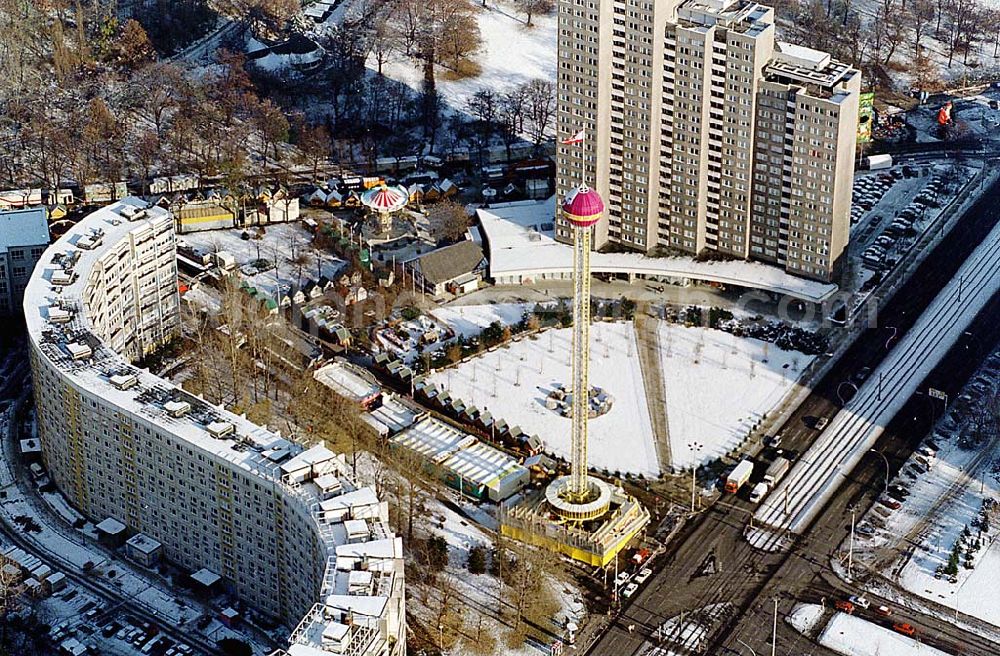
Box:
[360,183,411,240]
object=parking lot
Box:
[850,163,972,282]
[40,583,202,656]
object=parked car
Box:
[876,605,893,617]
[834,600,855,614]
[879,497,902,510]
[615,572,631,588]
[622,582,639,598]
[635,568,653,584]
[889,484,911,498]
[849,595,871,609]
[892,622,917,637]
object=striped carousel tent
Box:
[360,184,409,213]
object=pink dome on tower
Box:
[562,185,605,228]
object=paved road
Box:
[587,173,1000,656]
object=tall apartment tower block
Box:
[555,0,861,282]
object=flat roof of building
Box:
[191,568,222,587]
[125,533,162,554]
[390,416,527,494]
[477,198,839,303]
[390,416,476,464]
[313,360,380,403]
[443,441,527,491]
[95,517,127,535]
[0,207,50,249]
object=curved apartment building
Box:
[24,199,405,656]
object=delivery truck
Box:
[866,154,893,170]
[763,457,791,487]
[725,459,754,494]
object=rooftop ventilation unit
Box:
[164,400,191,418]
[65,342,92,361]
[109,373,138,390]
[207,421,235,439]
[77,234,103,250]
[48,305,72,324]
[51,270,73,286]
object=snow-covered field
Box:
[658,324,810,470]
[370,0,555,115]
[427,320,810,475]
[788,604,950,656]
[178,223,347,300]
[429,320,658,475]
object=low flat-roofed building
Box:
[478,198,840,303]
[95,517,128,549]
[125,533,163,567]
[313,360,382,409]
[390,417,529,501]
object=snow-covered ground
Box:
[429,320,658,475]
[370,0,555,115]
[430,303,530,339]
[178,223,347,300]
[659,324,810,470]
[841,345,1000,630]
[409,493,582,655]
[817,610,950,656]
[427,320,810,475]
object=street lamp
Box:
[847,504,856,581]
[836,380,858,406]
[687,441,704,512]
[869,448,890,492]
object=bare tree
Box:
[428,199,470,243]
[909,0,935,55]
[498,86,528,158]
[517,0,552,26]
[523,79,555,145]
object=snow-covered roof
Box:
[0,207,50,250]
[313,361,380,403]
[95,517,127,535]
[125,533,162,555]
[477,197,839,302]
[191,568,221,587]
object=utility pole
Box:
[771,598,778,656]
[848,506,856,580]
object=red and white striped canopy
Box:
[361,184,409,212]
